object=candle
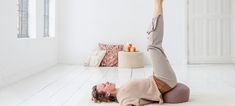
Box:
[130,46,136,52]
[127,43,132,52]
[133,46,136,52]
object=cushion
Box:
[84,49,106,67]
[163,83,190,103]
[98,43,124,67]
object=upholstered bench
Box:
[163,83,190,103]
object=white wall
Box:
[232,0,235,63]
[0,0,58,88]
[57,0,187,65]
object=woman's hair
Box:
[91,85,117,103]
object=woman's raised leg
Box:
[147,0,177,88]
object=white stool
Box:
[118,51,144,68]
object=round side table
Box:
[118,51,144,68]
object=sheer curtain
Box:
[17,0,29,38]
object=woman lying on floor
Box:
[91,0,189,105]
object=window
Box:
[17,0,54,38]
[17,0,29,38]
[45,0,55,37]
[44,0,49,37]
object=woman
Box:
[91,0,177,105]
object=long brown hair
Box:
[91,85,117,103]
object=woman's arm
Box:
[153,0,163,17]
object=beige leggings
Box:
[147,14,177,88]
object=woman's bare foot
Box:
[154,0,163,17]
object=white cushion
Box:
[84,49,106,67]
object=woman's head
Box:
[91,82,117,103]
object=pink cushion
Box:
[98,43,124,67]
[163,83,190,103]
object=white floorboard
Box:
[0,64,235,106]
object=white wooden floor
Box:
[1,64,235,106]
